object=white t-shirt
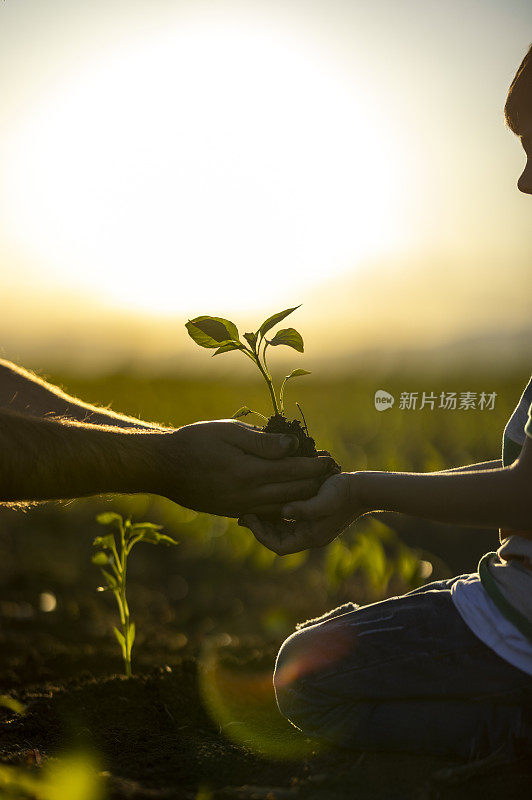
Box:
[449,375,532,676]
[451,573,532,677]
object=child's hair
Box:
[505,42,532,135]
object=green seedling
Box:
[92,512,178,678]
[186,305,315,454]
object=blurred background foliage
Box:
[0,368,525,656]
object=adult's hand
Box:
[153,420,338,518]
[238,472,368,554]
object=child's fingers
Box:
[238,515,312,555]
[316,450,341,471]
[255,455,336,483]
[238,515,284,553]
[240,515,340,555]
[242,503,283,518]
[282,494,330,521]
[252,477,324,505]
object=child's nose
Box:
[517,162,532,194]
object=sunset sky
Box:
[1,0,531,373]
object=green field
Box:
[24,367,525,606]
[0,368,529,798]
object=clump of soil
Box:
[262,415,317,458]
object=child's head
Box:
[505,43,532,194]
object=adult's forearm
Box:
[0,360,162,429]
[357,463,531,530]
[0,409,166,502]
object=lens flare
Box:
[198,634,315,759]
[274,622,355,690]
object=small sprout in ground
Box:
[92,512,178,678]
[0,695,25,715]
[0,752,102,800]
[186,307,315,454]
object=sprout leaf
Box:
[91,551,109,566]
[96,512,123,527]
[233,406,252,419]
[93,534,115,550]
[268,327,304,352]
[101,568,118,590]
[113,626,127,659]
[279,369,311,414]
[137,530,178,546]
[285,368,312,380]
[186,316,240,348]
[244,331,258,349]
[258,306,300,338]
[212,342,242,356]
[130,522,163,533]
[127,622,136,657]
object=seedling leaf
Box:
[233,406,252,418]
[186,321,229,349]
[138,530,178,546]
[127,622,136,657]
[96,512,123,527]
[130,522,163,533]
[91,551,109,566]
[285,368,312,380]
[154,533,179,546]
[213,342,242,356]
[279,369,311,414]
[137,531,160,544]
[244,331,258,349]
[186,316,240,348]
[101,569,118,590]
[92,534,115,550]
[268,327,304,352]
[113,626,127,659]
[258,306,300,338]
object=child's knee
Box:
[274,627,319,732]
[273,618,356,728]
[274,628,306,718]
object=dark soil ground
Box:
[1,504,531,800]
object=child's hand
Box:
[239,472,368,555]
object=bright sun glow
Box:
[2,22,401,314]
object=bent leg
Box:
[403,574,471,594]
[274,590,532,760]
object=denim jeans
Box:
[273,576,532,761]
